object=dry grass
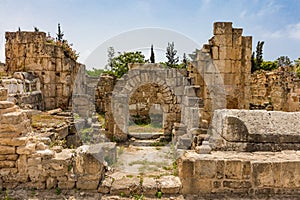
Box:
[31,113,65,128]
[128,124,163,133]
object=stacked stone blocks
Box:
[5,31,82,110]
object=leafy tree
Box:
[260,61,277,71]
[188,48,200,61]
[251,41,264,73]
[276,56,292,67]
[111,51,146,78]
[182,53,188,69]
[86,68,105,77]
[56,23,64,42]
[166,42,179,68]
[256,41,264,67]
[150,44,155,63]
[106,47,115,70]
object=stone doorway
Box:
[128,83,177,138]
[110,64,186,142]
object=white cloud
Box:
[261,29,283,39]
[258,23,300,41]
[257,0,283,16]
[239,10,247,19]
[287,23,300,40]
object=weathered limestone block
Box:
[213,22,233,35]
[16,143,36,155]
[27,165,47,182]
[85,143,117,166]
[0,154,18,161]
[16,154,28,174]
[75,145,106,189]
[0,161,15,168]
[98,176,113,194]
[158,175,182,194]
[0,88,8,101]
[0,145,15,154]
[58,180,75,189]
[195,159,216,178]
[232,28,243,46]
[141,177,158,195]
[178,151,300,195]
[0,101,14,109]
[211,46,219,59]
[55,124,69,139]
[46,177,57,189]
[0,137,26,146]
[210,109,300,151]
[76,180,99,190]
[110,177,141,195]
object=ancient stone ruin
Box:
[0,22,299,199]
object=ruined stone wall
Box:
[95,74,116,114]
[0,87,111,191]
[1,72,42,109]
[101,63,200,144]
[94,75,117,140]
[128,82,181,133]
[188,22,252,124]
[250,69,300,111]
[5,31,82,110]
[71,70,100,119]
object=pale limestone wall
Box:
[71,65,97,118]
[110,63,200,143]
[95,74,117,140]
[5,31,83,110]
[250,69,300,111]
[1,72,42,109]
[0,88,109,190]
[178,151,300,196]
[188,22,252,125]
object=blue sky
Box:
[0,0,299,67]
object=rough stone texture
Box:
[1,22,300,198]
[250,69,300,112]
[110,177,141,195]
[0,87,8,101]
[1,72,42,109]
[72,68,98,118]
[158,175,182,194]
[209,109,300,151]
[178,150,300,196]
[187,22,252,132]
[5,31,82,110]
[0,100,107,190]
[108,63,201,148]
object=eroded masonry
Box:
[0,22,299,198]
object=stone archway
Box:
[111,63,196,142]
[128,82,179,135]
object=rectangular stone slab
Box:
[210,109,300,151]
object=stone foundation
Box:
[0,89,113,191]
[178,151,300,197]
